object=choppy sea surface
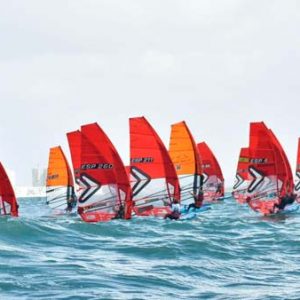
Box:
[1,196,300,300]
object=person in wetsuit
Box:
[66,191,77,212]
[164,198,181,220]
[187,191,204,211]
[274,193,296,211]
[216,183,223,197]
[66,197,76,212]
[113,204,125,219]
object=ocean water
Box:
[1,197,300,300]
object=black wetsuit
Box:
[187,203,202,211]
[113,205,125,219]
[66,195,77,212]
[66,201,73,212]
[164,203,181,220]
[216,185,222,195]
[275,195,296,210]
[164,211,180,220]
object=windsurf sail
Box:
[169,121,203,205]
[46,146,76,211]
[244,122,293,214]
[197,142,224,201]
[268,129,294,195]
[129,116,180,216]
[66,130,81,183]
[232,147,252,203]
[77,123,132,222]
[249,123,291,196]
[0,162,18,217]
[295,138,300,196]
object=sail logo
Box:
[202,164,211,169]
[130,166,151,197]
[233,173,244,190]
[78,173,101,203]
[131,157,154,163]
[202,172,209,184]
[249,158,268,164]
[248,167,264,193]
[81,163,113,170]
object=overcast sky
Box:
[0,0,300,186]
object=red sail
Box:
[66,130,81,181]
[197,142,224,200]
[232,147,251,203]
[295,138,300,195]
[250,122,291,195]
[0,162,18,217]
[269,129,294,195]
[246,122,292,215]
[129,116,180,216]
[78,123,132,222]
[245,147,280,215]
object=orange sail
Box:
[46,146,76,211]
[169,121,203,205]
[197,142,224,201]
[0,162,18,217]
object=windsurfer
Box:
[66,201,73,212]
[274,193,296,212]
[66,195,76,212]
[187,191,204,211]
[113,204,125,219]
[246,193,297,215]
[216,183,222,196]
[164,198,181,220]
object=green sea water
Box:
[0,197,300,299]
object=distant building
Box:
[15,186,46,198]
[32,168,47,187]
[40,169,47,186]
[32,168,39,187]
